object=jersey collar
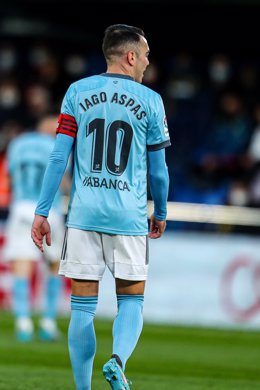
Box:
[100,73,134,81]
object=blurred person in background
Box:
[0,42,17,75]
[3,114,71,342]
[239,103,260,207]
[0,78,23,126]
[31,24,170,390]
[192,91,252,205]
[0,120,23,212]
[207,53,233,96]
[236,62,260,112]
[23,83,53,127]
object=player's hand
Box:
[148,214,166,239]
[31,214,51,252]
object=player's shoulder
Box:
[7,132,32,159]
[67,75,107,94]
[136,82,161,97]
[9,132,53,151]
[9,131,34,148]
[143,84,162,103]
[125,80,162,104]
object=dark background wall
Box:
[1,0,259,59]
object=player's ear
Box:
[127,51,135,66]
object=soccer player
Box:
[31,24,170,390]
[4,115,69,342]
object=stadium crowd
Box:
[1,40,260,214]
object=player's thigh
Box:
[103,234,149,281]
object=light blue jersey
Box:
[57,74,171,235]
[8,132,62,212]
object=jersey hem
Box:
[66,222,148,236]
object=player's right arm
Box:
[31,135,72,252]
[31,132,74,251]
[32,85,77,251]
[34,132,74,217]
[31,214,52,252]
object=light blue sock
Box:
[13,277,30,319]
[43,275,62,319]
[68,295,98,390]
[112,294,144,370]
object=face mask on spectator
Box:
[0,85,20,108]
[209,61,231,84]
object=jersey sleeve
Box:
[56,84,78,138]
[148,148,169,220]
[35,133,74,217]
[147,95,171,151]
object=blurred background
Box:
[1,0,260,330]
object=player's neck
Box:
[106,64,134,79]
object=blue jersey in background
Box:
[7,132,63,213]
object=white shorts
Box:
[58,228,149,281]
[3,201,65,263]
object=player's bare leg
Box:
[71,279,99,296]
[116,279,145,295]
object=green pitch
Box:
[0,311,260,390]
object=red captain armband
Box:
[56,113,78,138]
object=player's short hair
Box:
[102,24,145,62]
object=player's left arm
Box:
[146,94,171,238]
[147,148,169,239]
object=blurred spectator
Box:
[0,120,23,210]
[142,61,160,90]
[1,32,260,216]
[236,63,260,111]
[23,83,52,127]
[191,91,252,204]
[242,103,260,207]
[28,43,59,84]
[0,78,23,125]
[164,53,208,203]
[206,54,235,119]
[0,42,17,74]
[247,103,260,162]
[208,53,233,89]
[64,53,88,78]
